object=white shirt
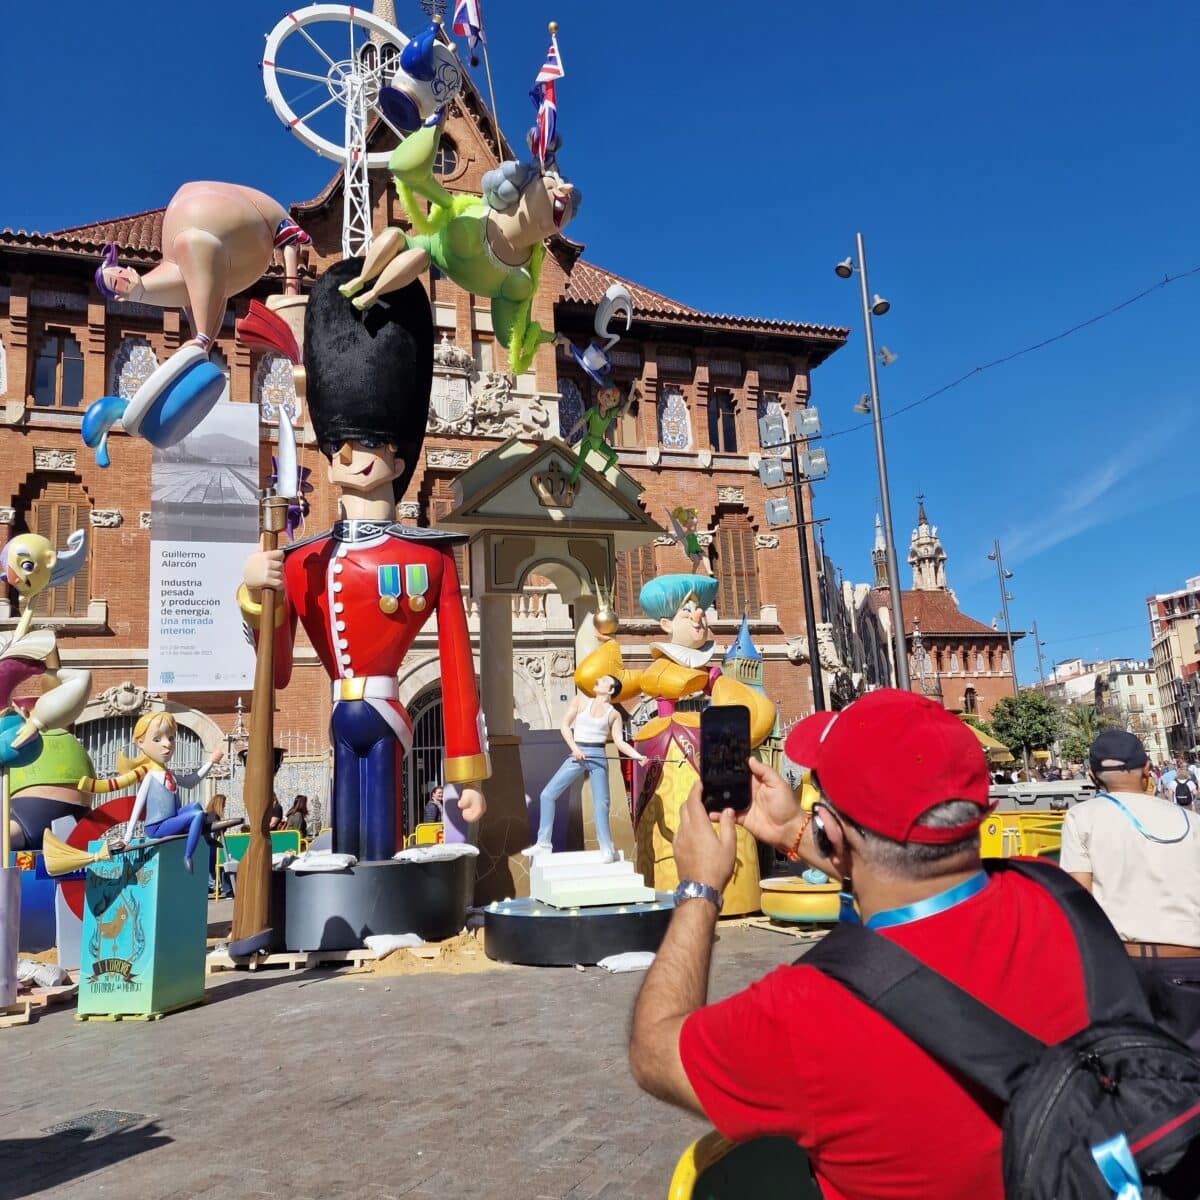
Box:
[1059,790,1200,946]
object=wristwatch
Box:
[673,879,723,914]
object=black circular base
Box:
[285,857,476,951]
[483,895,675,966]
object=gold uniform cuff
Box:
[237,583,287,630]
[444,751,491,785]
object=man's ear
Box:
[659,617,673,635]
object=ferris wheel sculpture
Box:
[262,3,464,259]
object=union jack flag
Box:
[530,30,564,166]
[451,0,485,61]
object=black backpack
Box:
[803,859,1200,1198]
[1174,779,1193,807]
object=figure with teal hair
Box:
[574,574,776,915]
[336,117,580,378]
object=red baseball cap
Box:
[783,689,994,844]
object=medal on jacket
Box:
[405,564,430,613]
[377,565,401,614]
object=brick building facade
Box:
[0,85,849,828]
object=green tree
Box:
[990,692,1060,759]
[1059,703,1118,765]
[961,714,995,736]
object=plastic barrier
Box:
[669,1130,820,1200]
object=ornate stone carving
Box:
[786,624,843,672]
[549,651,575,678]
[653,535,676,547]
[530,460,577,509]
[428,334,475,435]
[0,507,15,525]
[717,486,745,505]
[697,449,713,469]
[34,447,77,472]
[470,372,550,439]
[696,533,715,548]
[755,534,780,550]
[427,448,472,470]
[90,509,123,528]
[516,654,547,682]
[97,682,159,717]
[397,501,420,519]
[139,512,152,529]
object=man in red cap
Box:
[629,689,1095,1200]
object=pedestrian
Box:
[628,690,1107,1199]
[423,783,444,824]
[268,797,285,831]
[1173,770,1196,809]
[284,794,309,837]
[1059,729,1200,1050]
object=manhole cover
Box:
[42,1110,147,1138]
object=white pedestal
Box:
[529,849,656,909]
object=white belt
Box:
[332,675,399,702]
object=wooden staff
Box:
[231,491,289,943]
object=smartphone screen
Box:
[700,704,751,814]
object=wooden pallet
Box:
[25,983,79,1010]
[741,917,830,942]
[1,1001,34,1029]
[76,997,206,1022]
[206,946,379,974]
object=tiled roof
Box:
[0,209,166,263]
[561,258,850,343]
[897,590,1020,639]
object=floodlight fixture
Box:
[794,406,822,440]
[758,457,786,487]
[878,346,898,367]
[835,257,855,279]
[853,394,871,415]
[801,448,829,479]
[871,294,890,316]
[764,497,792,527]
[757,410,788,449]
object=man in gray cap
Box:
[1060,728,1200,1049]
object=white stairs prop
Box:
[528,850,656,909]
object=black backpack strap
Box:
[802,923,1044,1103]
[993,859,1152,1024]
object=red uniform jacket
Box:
[243,520,489,785]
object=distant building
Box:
[1147,577,1200,754]
[1095,659,1170,763]
[871,499,1020,720]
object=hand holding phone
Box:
[700,704,751,814]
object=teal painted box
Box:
[78,837,207,1019]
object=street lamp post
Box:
[836,233,909,690]
[989,539,1028,774]
[788,437,826,712]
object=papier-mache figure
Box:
[525,673,647,862]
[574,574,775,914]
[239,264,489,861]
[0,531,92,765]
[82,182,310,466]
[666,507,716,576]
[78,712,225,874]
[336,114,579,378]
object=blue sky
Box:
[3,1,1198,681]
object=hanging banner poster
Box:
[148,402,259,692]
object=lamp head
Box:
[834,257,854,280]
[878,347,898,367]
[853,394,871,415]
[870,294,890,316]
[1004,569,1014,580]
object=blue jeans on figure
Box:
[146,802,207,871]
[538,747,614,857]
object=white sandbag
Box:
[597,951,656,974]
[17,959,71,988]
[287,850,358,873]
[271,851,297,869]
[363,933,425,956]
[392,843,480,864]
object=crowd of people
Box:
[628,690,1200,1198]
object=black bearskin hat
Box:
[304,258,433,500]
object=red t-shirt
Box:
[679,872,1091,1200]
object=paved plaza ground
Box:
[1,904,808,1200]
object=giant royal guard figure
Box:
[239,263,488,861]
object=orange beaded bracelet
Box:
[784,812,813,862]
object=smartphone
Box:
[700,704,751,814]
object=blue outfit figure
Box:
[78,711,223,873]
[523,674,646,862]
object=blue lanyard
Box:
[1099,792,1191,845]
[858,870,990,931]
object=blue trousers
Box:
[538,747,613,856]
[146,802,206,865]
[331,700,401,862]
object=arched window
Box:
[975,651,985,673]
[406,689,445,837]
[615,544,656,616]
[950,651,960,673]
[32,330,84,407]
[433,135,459,177]
[253,353,295,414]
[707,389,737,453]
[611,386,640,448]
[1001,651,1011,673]
[23,479,92,616]
[714,509,759,617]
[110,337,158,399]
[964,686,977,715]
[658,387,691,450]
[558,378,586,444]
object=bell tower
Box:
[908,496,948,592]
[871,513,889,589]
